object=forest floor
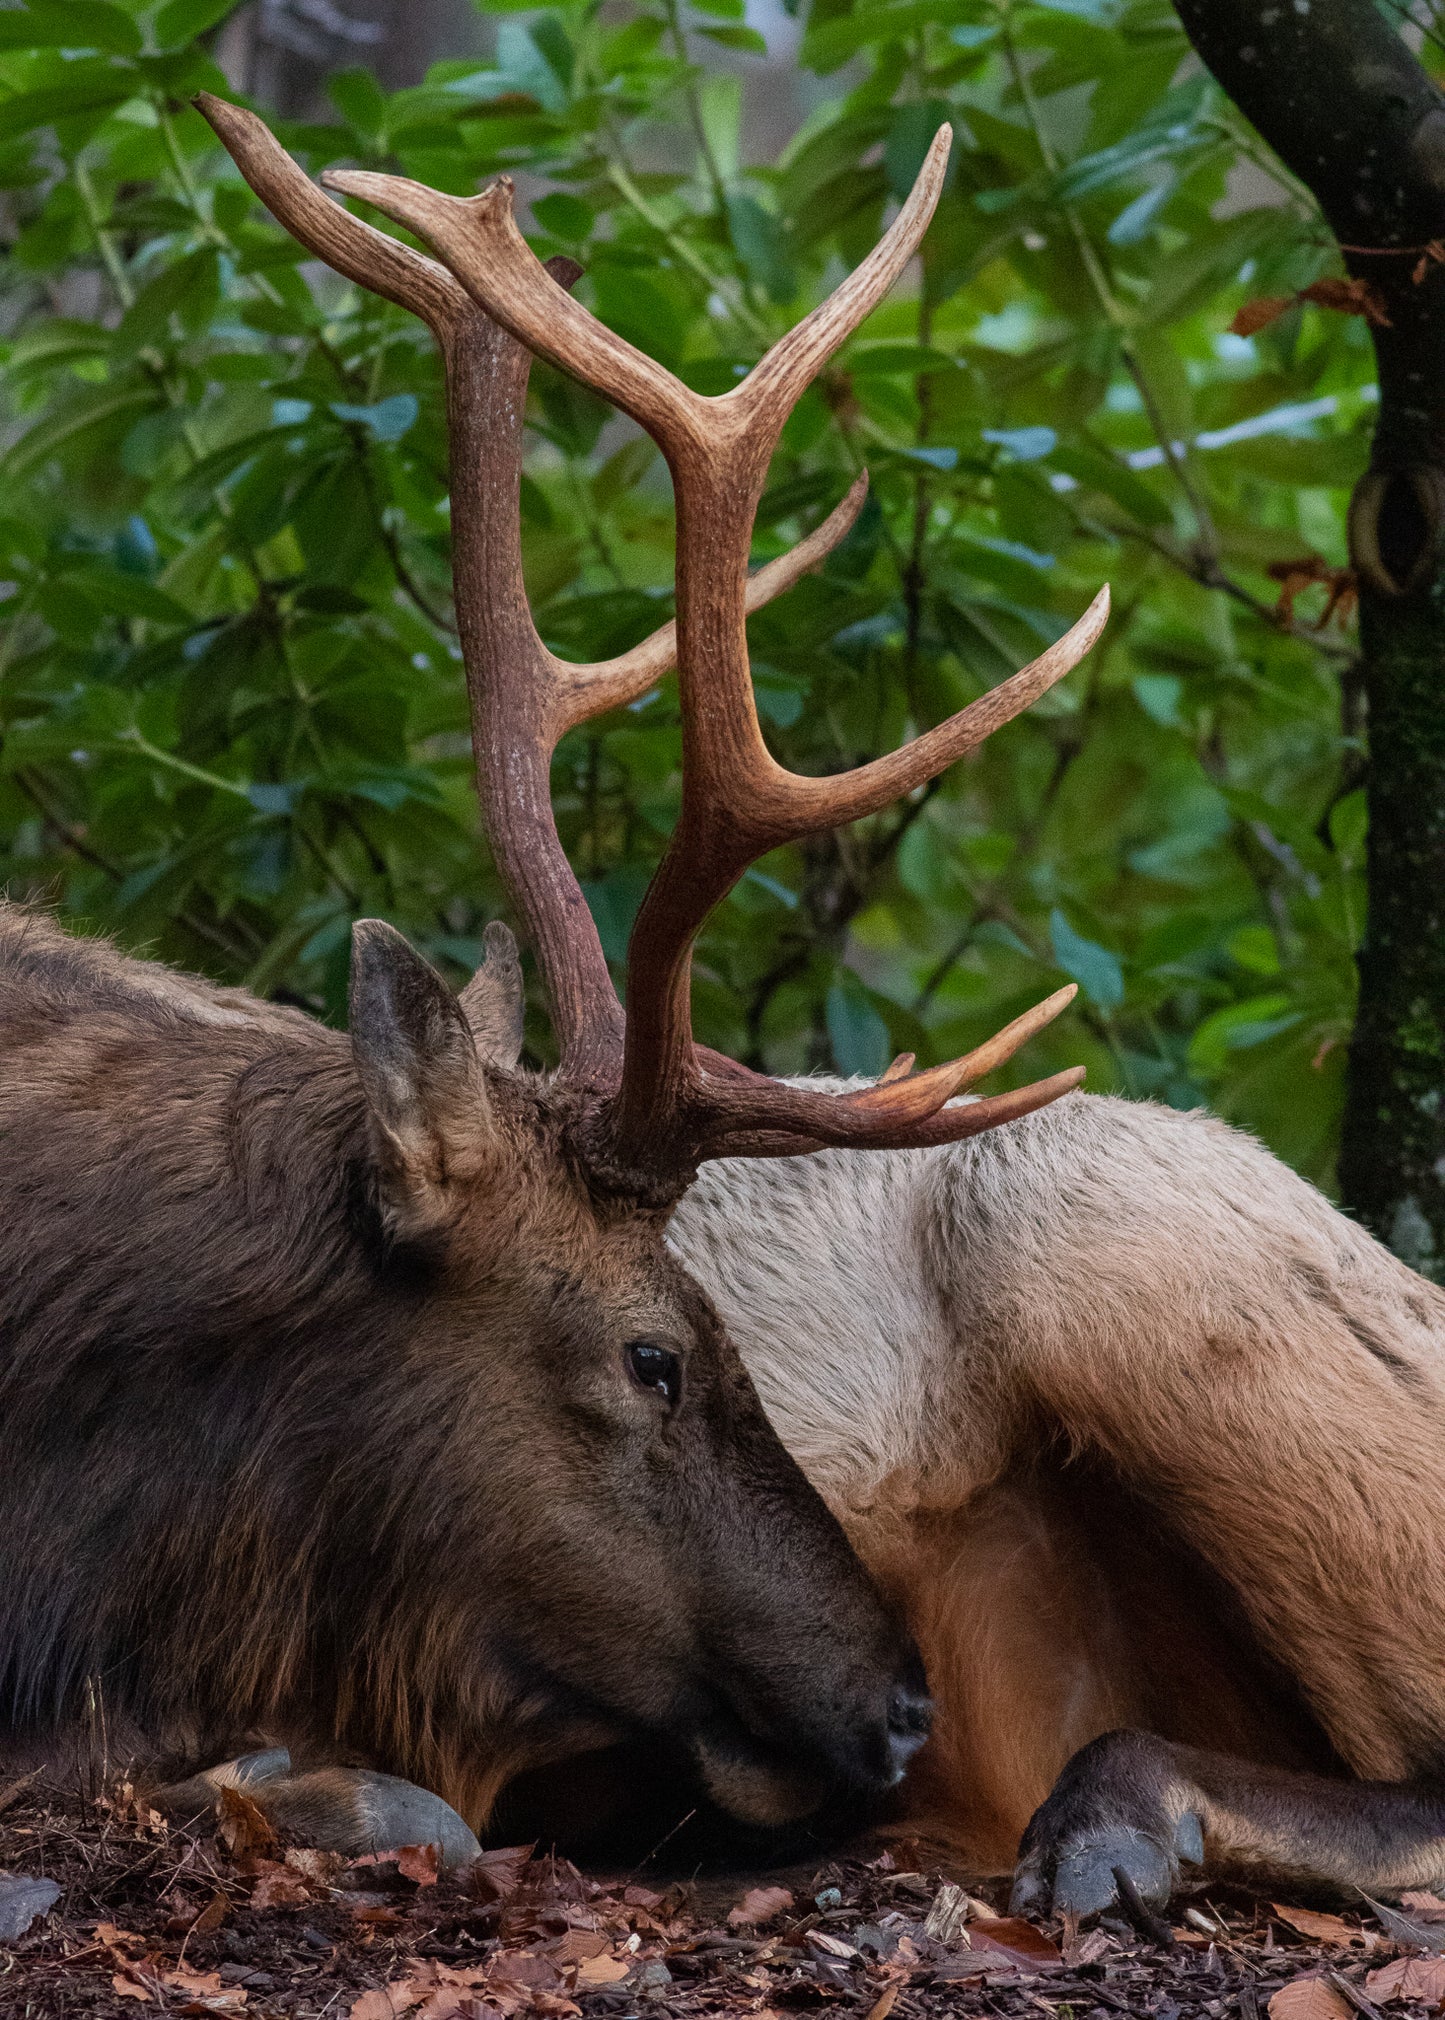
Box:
[1,1777,1443,2020]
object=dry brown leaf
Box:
[863,1989,898,2020]
[548,1929,609,1965]
[1267,1974,1353,2020]
[285,1847,344,1886]
[350,1987,423,2020]
[216,1785,276,1864]
[1230,296,1294,336]
[248,1858,314,1909]
[574,1954,630,1986]
[95,1922,148,1954]
[396,1842,440,1887]
[967,1915,1062,1968]
[1366,1953,1445,2002]
[1299,276,1392,326]
[189,1891,230,1938]
[728,1885,794,1927]
[472,1844,534,1906]
[1271,1903,1370,1948]
[1399,1890,1445,1921]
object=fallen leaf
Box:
[286,1847,344,1886]
[471,1844,534,1906]
[967,1916,1062,1968]
[1360,1891,1445,1953]
[248,1859,315,1909]
[1272,1904,1371,1948]
[1267,1975,1353,2020]
[1366,1953,1445,2002]
[1299,276,1392,326]
[189,1891,230,1937]
[0,1770,41,1816]
[548,1929,609,1965]
[729,1885,794,1928]
[216,1785,276,1864]
[164,1962,250,2012]
[574,1954,631,1985]
[863,1990,898,2020]
[350,1987,423,2020]
[0,1873,61,1941]
[1230,295,1294,336]
[396,1842,440,1887]
[1400,1889,1445,1921]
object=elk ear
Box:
[349,920,496,1234]
[459,920,524,1070]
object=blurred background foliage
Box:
[0,0,1403,1189]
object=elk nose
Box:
[884,1655,934,1781]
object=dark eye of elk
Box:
[626,1341,682,1406]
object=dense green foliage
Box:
[0,0,1406,1185]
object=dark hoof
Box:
[1009,1732,1203,1921]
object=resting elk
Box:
[0,108,1095,1874]
[193,111,1445,1919]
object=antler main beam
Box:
[198,94,868,1086]
[320,123,1105,1171]
[202,95,1103,1185]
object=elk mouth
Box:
[689,1703,834,1828]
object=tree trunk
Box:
[1172,0,1445,1273]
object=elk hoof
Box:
[1012,1824,1175,1921]
[1008,1731,1203,1921]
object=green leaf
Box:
[152,0,241,48]
[0,3,141,55]
[827,978,891,1077]
[1050,908,1124,1010]
[698,25,768,53]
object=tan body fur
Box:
[671,1089,1445,1894]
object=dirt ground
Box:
[1,1776,1443,2020]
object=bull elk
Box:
[200,109,1445,1919]
[0,104,1097,1870]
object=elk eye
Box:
[626,1340,681,1405]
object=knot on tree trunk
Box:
[1349,466,1445,598]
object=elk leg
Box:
[155,1749,481,1870]
[1010,1728,1445,1918]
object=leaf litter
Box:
[5,1781,1445,2017]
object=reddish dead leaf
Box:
[248,1858,315,1909]
[1272,1903,1371,1948]
[1230,295,1294,336]
[967,1915,1062,1968]
[574,1953,631,1985]
[353,1903,405,1927]
[1265,556,1357,631]
[470,1843,533,1906]
[1268,1975,1353,2020]
[396,1842,440,1887]
[350,1986,422,2020]
[548,1928,609,1965]
[95,1922,148,1954]
[216,1785,276,1864]
[188,1890,230,1938]
[1300,276,1392,326]
[1367,1953,1445,2002]
[165,1963,249,2012]
[863,1989,898,2020]
[1399,1889,1445,1921]
[728,1885,794,1927]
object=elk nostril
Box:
[884,1662,934,1780]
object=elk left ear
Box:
[349,920,496,1234]
[459,919,524,1069]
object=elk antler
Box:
[200,97,1104,1190]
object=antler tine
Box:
[716,1067,1088,1160]
[550,474,871,734]
[738,125,952,423]
[194,94,464,334]
[208,97,1092,1185]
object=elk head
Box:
[198,96,1106,1829]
